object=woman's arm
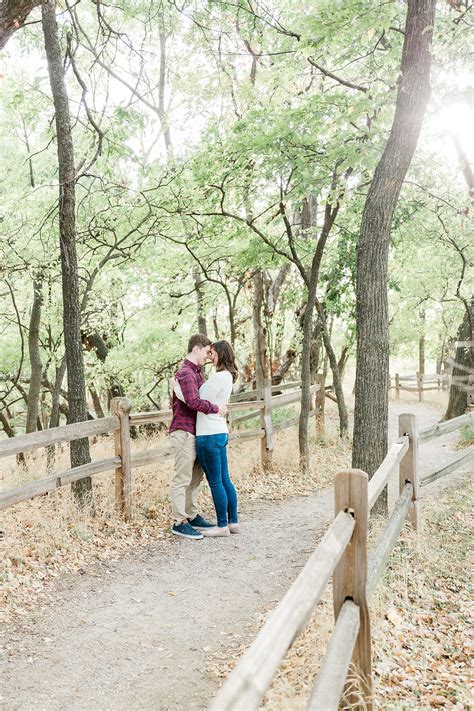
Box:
[172,378,185,403]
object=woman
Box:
[174,340,239,537]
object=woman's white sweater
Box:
[175,370,233,436]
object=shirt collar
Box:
[184,358,202,374]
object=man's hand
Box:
[218,405,228,417]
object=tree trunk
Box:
[252,270,269,390]
[445,300,473,419]
[0,0,40,49]
[338,343,350,384]
[418,309,425,376]
[158,28,172,155]
[46,354,67,471]
[192,265,207,335]
[310,320,322,384]
[0,410,16,438]
[299,270,318,469]
[89,383,105,419]
[42,0,91,503]
[436,332,446,375]
[298,195,348,465]
[26,277,43,434]
[82,331,124,399]
[49,355,67,429]
[316,302,349,438]
[352,0,436,513]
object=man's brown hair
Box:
[187,333,212,353]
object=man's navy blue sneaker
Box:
[188,514,216,529]
[171,522,203,540]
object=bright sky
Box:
[1,23,473,181]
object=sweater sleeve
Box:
[176,368,219,414]
[174,381,185,402]
[212,370,233,403]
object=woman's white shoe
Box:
[202,526,230,537]
[228,523,240,534]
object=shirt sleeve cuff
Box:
[211,404,219,414]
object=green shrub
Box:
[459,422,474,446]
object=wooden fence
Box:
[0,380,320,520]
[209,410,473,711]
[390,371,453,401]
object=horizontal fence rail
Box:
[418,411,472,443]
[0,416,119,459]
[0,457,122,511]
[420,446,474,488]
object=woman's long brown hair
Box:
[212,340,238,383]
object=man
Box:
[168,334,228,539]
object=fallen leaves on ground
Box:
[207,482,473,710]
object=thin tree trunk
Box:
[0,410,16,438]
[316,302,349,438]
[46,355,67,471]
[436,333,446,375]
[193,265,207,335]
[338,343,350,384]
[445,300,473,419]
[26,277,43,434]
[299,280,319,468]
[310,320,322,384]
[298,194,348,465]
[212,309,220,341]
[158,28,172,155]
[49,355,67,429]
[82,331,124,398]
[352,0,436,513]
[42,0,91,502]
[252,270,269,390]
[89,383,105,419]
[419,309,426,376]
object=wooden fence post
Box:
[333,469,372,709]
[395,373,400,399]
[111,397,132,521]
[260,379,273,470]
[315,373,325,441]
[398,413,419,531]
[416,371,423,402]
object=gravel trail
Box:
[2,403,471,711]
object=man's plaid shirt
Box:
[169,359,218,435]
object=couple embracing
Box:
[168,334,239,540]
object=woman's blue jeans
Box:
[196,433,238,528]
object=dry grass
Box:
[207,481,473,710]
[1,401,350,626]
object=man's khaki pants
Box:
[169,430,204,524]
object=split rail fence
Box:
[0,380,320,519]
[209,410,473,711]
[390,372,448,401]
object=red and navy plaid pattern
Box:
[169,359,218,435]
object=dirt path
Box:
[1,403,471,711]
